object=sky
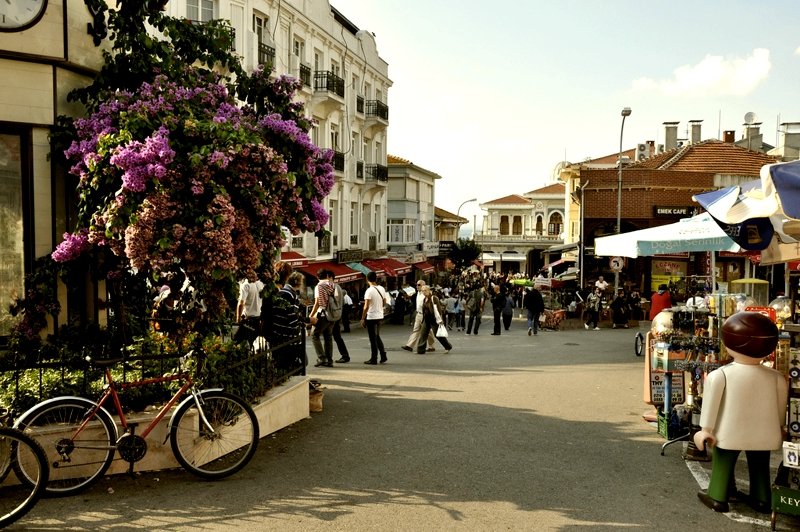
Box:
[329,0,800,231]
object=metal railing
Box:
[475,233,561,243]
[356,160,364,179]
[356,95,364,114]
[299,64,311,87]
[350,234,359,245]
[318,234,331,253]
[332,150,345,172]
[365,164,388,182]
[314,71,345,98]
[258,43,275,67]
[365,100,389,120]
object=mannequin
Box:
[694,311,787,513]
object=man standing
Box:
[490,284,504,335]
[585,286,603,330]
[402,280,435,352]
[361,271,388,365]
[523,286,545,336]
[234,274,264,345]
[466,283,485,335]
[341,288,353,332]
[309,268,335,368]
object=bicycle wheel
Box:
[170,391,258,479]
[0,427,48,527]
[634,332,645,357]
[15,397,117,496]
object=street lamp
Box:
[457,198,478,218]
[615,107,632,292]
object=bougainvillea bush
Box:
[53,67,333,337]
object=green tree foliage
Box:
[449,238,483,271]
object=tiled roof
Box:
[632,140,779,175]
[435,206,467,222]
[387,154,411,165]
[585,148,636,165]
[483,194,532,205]
[525,183,565,195]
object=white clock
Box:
[0,0,48,31]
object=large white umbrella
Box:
[594,212,741,258]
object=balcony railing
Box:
[332,150,345,172]
[187,20,235,51]
[299,64,311,87]
[356,95,364,114]
[369,235,377,251]
[365,164,388,182]
[365,100,389,120]
[291,236,304,248]
[350,234,358,245]
[318,234,331,254]
[258,43,275,67]
[314,71,345,98]
[356,160,364,179]
[474,233,561,243]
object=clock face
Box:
[0,0,48,31]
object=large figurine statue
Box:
[694,311,787,513]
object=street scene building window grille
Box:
[365,100,389,120]
[350,234,358,245]
[314,71,345,98]
[299,64,311,87]
[369,235,377,250]
[291,236,304,248]
[356,96,364,114]
[258,43,275,67]
[318,233,330,254]
[356,160,364,179]
[365,164,388,182]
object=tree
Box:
[16,2,333,345]
[449,238,483,272]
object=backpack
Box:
[466,290,479,312]
[325,283,344,322]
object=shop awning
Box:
[280,250,308,267]
[348,262,385,278]
[298,261,363,283]
[412,261,435,274]
[363,258,412,277]
[541,258,575,270]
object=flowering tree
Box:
[23,4,333,344]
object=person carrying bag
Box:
[416,286,453,354]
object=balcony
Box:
[299,64,311,88]
[368,235,377,251]
[314,71,345,97]
[474,233,562,244]
[356,95,364,114]
[332,150,345,172]
[350,234,358,245]
[318,234,331,254]
[291,236,304,248]
[365,164,388,183]
[258,43,275,68]
[356,160,364,179]
[365,100,389,121]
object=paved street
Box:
[16,317,800,530]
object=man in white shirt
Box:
[361,271,388,364]
[308,268,336,368]
[235,274,264,344]
[594,276,609,293]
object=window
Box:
[329,199,337,235]
[350,202,357,239]
[330,124,339,150]
[331,60,340,77]
[187,0,213,22]
[364,81,371,99]
[293,38,305,60]
[548,212,563,236]
[352,132,359,158]
[314,50,322,71]
[253,14,269,43]
[388,219,414,243]
[512,215,522,235]
[536,215,543,235]
[500,215,509,235]
[0,133,28,337]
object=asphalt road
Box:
[15,317,800,530]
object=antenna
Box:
[744,111,757,125]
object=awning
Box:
[280,251,308,267]
[481,253,527,262]
[412,261,435,274]
[298,261,363,283]
[547,241,580,253]
[363,258,412,277]
[541,258,576,270]
[347,262,384,278]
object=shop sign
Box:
[439,240,455,257]
[650,372,685,405]
[423,241,440,255]
[336,249,363,263]
[653,206,693,218]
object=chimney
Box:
[689,119,703,144]
[664,122,679,150]
[723,130,735,143]
[780,122,800,150]
[742,122,763,151]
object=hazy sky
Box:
[329,0,800,228]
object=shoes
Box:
[612,324,617,329]
[427,347,435,352]
[491,333,500,335]
[379,357,388,364]
[313,361,328,368]
[584,324,590,330]
[445,349,451,353]
[623,325,629,329]
[593,327,600,331]
[401,345,413,352]
[528,327,532,336]
[697,491,729,513]
[335,358,350,363]
[364,360,377,365]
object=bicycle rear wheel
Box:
[0,427,48,527]
[170,391,258,479]
[15,397,117,496]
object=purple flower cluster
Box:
[52,230,91,262]
[110,127,175,192]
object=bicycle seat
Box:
[85,357,124,368]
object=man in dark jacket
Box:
[490,284,505,335]
[523,287,545,336]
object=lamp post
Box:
[615,107,632,292]
[457,198,478,218]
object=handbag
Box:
[436,323,449,338]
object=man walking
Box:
[402,280,435,352]
[466,283,485,335]
[361,271,389,365]
[490,284,504,335]
[585,286,603,330]
[341,288,353,332]
[523,286,545,336]
[309,268,336,367]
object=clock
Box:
[0,0,48,32]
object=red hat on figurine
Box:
[721,311,779,359]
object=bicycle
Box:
[12,350,258,497]
[0,414,49,527]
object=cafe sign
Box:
[653,206,693,218]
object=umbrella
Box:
[693,160,800,264]
[594,212,741,258]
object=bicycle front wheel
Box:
[170,391,258,479]
[0,427,48,527]
[15,397,117,496]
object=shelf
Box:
[783,323,800,334]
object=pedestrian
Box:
[416,285,453,353]
[466,283,485,335]
[595,275,610,295]
[234,273,264,345]
[627,289,642,320]
[523,286,545,336]
[490,284,504,335]
[457,292,467,331]
[341,288,353,332]
[444,291,457,330]
[584,286,603,330]
[610,288,630,328]
[402,280,435,352]
[267,271,309,370]
[649,283,673,320]
[502,290,515,331]
[361,271,389,365]
[309,268,336,368]
[330,283,350,363]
